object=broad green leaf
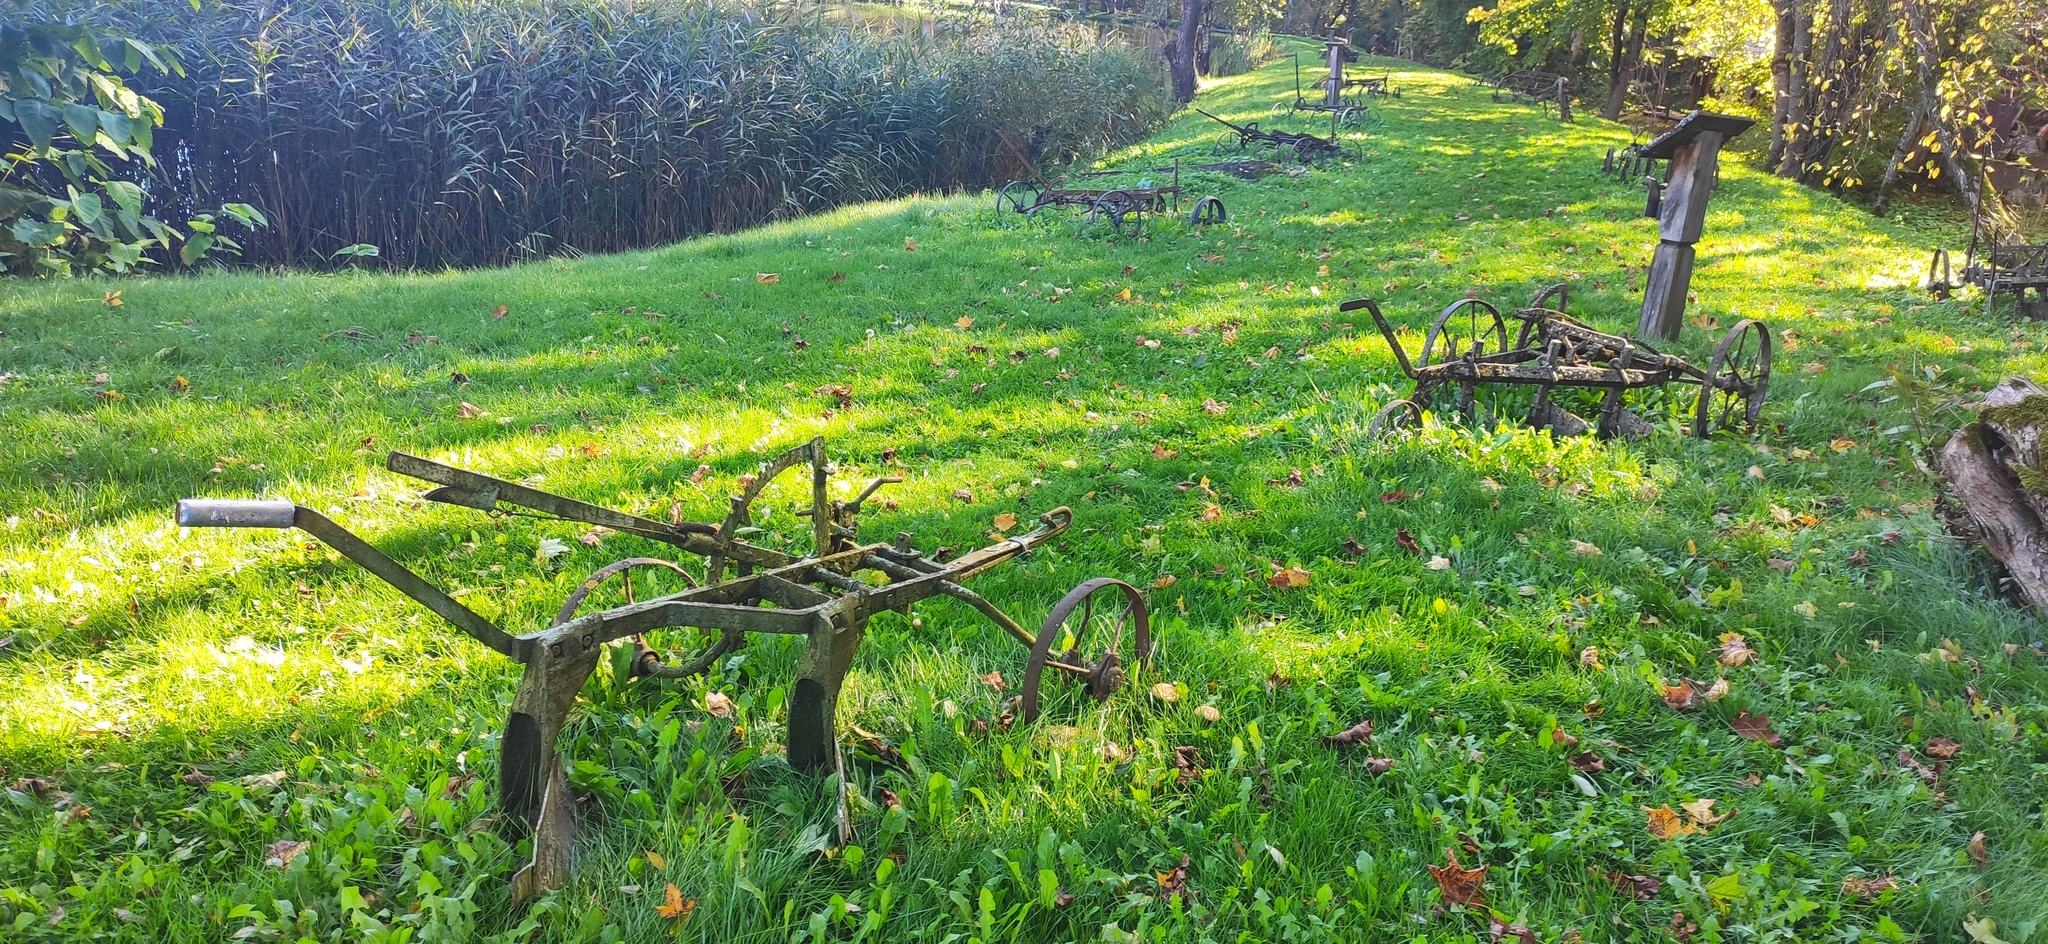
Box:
[104,180,143,219]
[11,217,68,248]
[13,99,60,149]
[98,109,132,147]
[69,191,103,226]
[179,232,214,264]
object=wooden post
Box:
[1325,40,1344,109]
[1632,112,1754,341]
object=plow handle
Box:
[1341,298,1418,379]
[177,499,299,529]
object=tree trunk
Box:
[1603,0,1633,121]
[1941,377,2048,614]
[1775,2,1813,177]
[1167,0,1200,103]
[1872,108,1925,215]
[1902,0,2002,236]
[1603,0,1651,120]
[1767,0,1795,168]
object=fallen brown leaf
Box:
[992,512,1017,532]
[981,670,1008,693]
[1267,563,1312,588]
[263,839,310,869]
[704,691,734,718]
[1842,874,1897,901]
[654,882,697,919]
[1156,855,1192,902]
[1426,848,1487,908]
[456,401,488,419]
[1925,736,1961,759]
[1731,710,1784,747]
[1172,745,1204,785]
[1681,798,1731,828]
[1598,868,1661,900]
[1968,831,1990,870]
[1644,805,1698,840]
[1321,718,1374,747]
[1488,918,1538,944]
[755,273,780,284]
[1569,752,1606,773]
[1714,632,1757,667]
[1394,529,1421,555]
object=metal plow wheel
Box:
[1021,578,1152,722]
[1188,195,1228,226]
[1695,318,1773,438]
[995,181,1039,217]
[1368,398,1423,437]
[1087,191,1143,238]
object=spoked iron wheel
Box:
[1021,578,1152,722]
[552,557,737,679]
[1087,191,1143,238]
[994,181,1039,218]
[1694,318,1772,438]
[1368,398,1423,437]
[1188,195,1228,226]
[1213,132,1246,155]
[1420,298,1509,369]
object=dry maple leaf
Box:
[1598,868,1661,900]
[654,883,697,920]
[991,512,1017,532]
[1054,888,1076,906]
[903,237,918,251]
[1702,677,1730,701]
[1579,646,1603,669]
[1267,564,1312,588]
[826,272,846,282]
[1321,718,1374,747]
[1202,398,1228,415]
[1156,856,1192,902]
[1200,504,1223,522]
[491,305,508,319]
[1715,632,1757,666]
[1150,681,1180,703]
[1151,444,1178,459]
[1172,745,1205,785]
[1395,529,1422,555]
[1968,831,1990,870]
[1731,710,1784,747]
[1925,736,1961,759]
[1426,848,1487,908]
[1340,537,1369,557]
[1569,751,1606,773]
[1363,757,1395,775]
[1379,489,1411,503]
[755,273,780,284]
[1488,918,1538,944]
[951,488,974,503]
[1643,805,1699,840]
[456,401,488,419]
[814,383,853,408]
[1681,798,1731,828]
[263,839,311,869]
[1570,539,1604,557]
[1896,747,1939,785]
[704,691,734,718]
[1549,728,1579,750]
[954,315,974,329]
[981,670,1008,693]
[1152,574,1178,589]
[1660,680,1703,711]
[1841,874,1898,901]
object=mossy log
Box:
[1940,377,2048,612]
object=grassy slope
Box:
[2,41,2043,944]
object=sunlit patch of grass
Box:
[2,34,2045,944]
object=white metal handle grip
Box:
[176,499,299,529]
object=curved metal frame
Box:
[1020,578,1152,722]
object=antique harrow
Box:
[993,134,1225,235]
[1348,284,1771,439]
[1196,108,1346,165]
[177,437,1152,904]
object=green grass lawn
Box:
[3,41,2044,944]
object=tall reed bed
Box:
[72,0,1169,269]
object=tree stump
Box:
[1940,377,2048,612]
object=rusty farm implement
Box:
[1349,284,1772,439]
[177,437,1152,904]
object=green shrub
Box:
[1207,28,1277,79]
[54,0,1170,270]
[0,17,264,277]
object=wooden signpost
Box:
[1633,111,1757,341]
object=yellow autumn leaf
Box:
[653,883,697,920]
[992,512,1017,532]
[755,272,780,284]
[1643,805,1698,840]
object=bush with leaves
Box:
[0,16,264,277]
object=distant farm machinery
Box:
[1197,108,1348,165]
[1350,284,1772,439]
[994,133,1226,235]
[178,438,1152,906]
